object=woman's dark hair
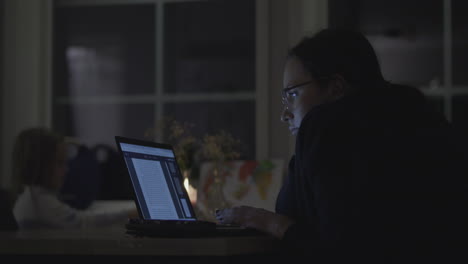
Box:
[288,28,386,90]
[12,127,64,193]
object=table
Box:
[0,227,279,263]
[1,200,279,263]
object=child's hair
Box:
[12,127,65,192]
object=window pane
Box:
[426,95,445,117]
[453,0,468,86]
[54,5,155,97]
[452,96,468,132]
[329,0,443,88]
[163,0,255,93]
[53,103,154,147]
[163,101,255,159]
[452,96,468,153]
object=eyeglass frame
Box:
[281,76,330,108]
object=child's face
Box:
[51,143,68,191]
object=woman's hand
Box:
[215,205,294,239]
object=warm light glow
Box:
[184,177,189,191]
[184,177,197,205]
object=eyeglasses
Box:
[281,80,314,108]
[281,76,331,108]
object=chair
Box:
[59,144,101,209]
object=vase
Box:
[205,163,228,220]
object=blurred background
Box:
[1,0,467,201]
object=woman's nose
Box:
[281,107,293,122]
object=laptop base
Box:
[125,219,266,238]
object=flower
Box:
[200,130,241,163]
[145,117,242,179]
[165,119,199,172]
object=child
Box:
[12,127,137,229]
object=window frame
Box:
[399,0,468,123]
[53,0,270,160]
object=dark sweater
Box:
[275,84,468,263]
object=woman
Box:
[216,29,468,262]
[12,127,137,229]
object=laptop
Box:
[114,136,263,237]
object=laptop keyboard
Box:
[128,218,217,227]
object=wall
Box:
[0,0,52,189]
[0,0,4,188]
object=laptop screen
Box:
[115,137,196,221]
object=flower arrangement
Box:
[200,130,241,163]
[165,118,199,172]
[145,117,242,179]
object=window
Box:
[451,0,468,131]
[54,4,156,148]
[329,0,468,129]
[53,0,257,159]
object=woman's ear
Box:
[327,74,347,100]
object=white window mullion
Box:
[55,95,157,104]
[443,0,452,122]
[256,0,269,160]
[43,0,53,128]
[155,1,164,142]
[165,93,255,102]
[55,93,256,105]
[56,0,156,6]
